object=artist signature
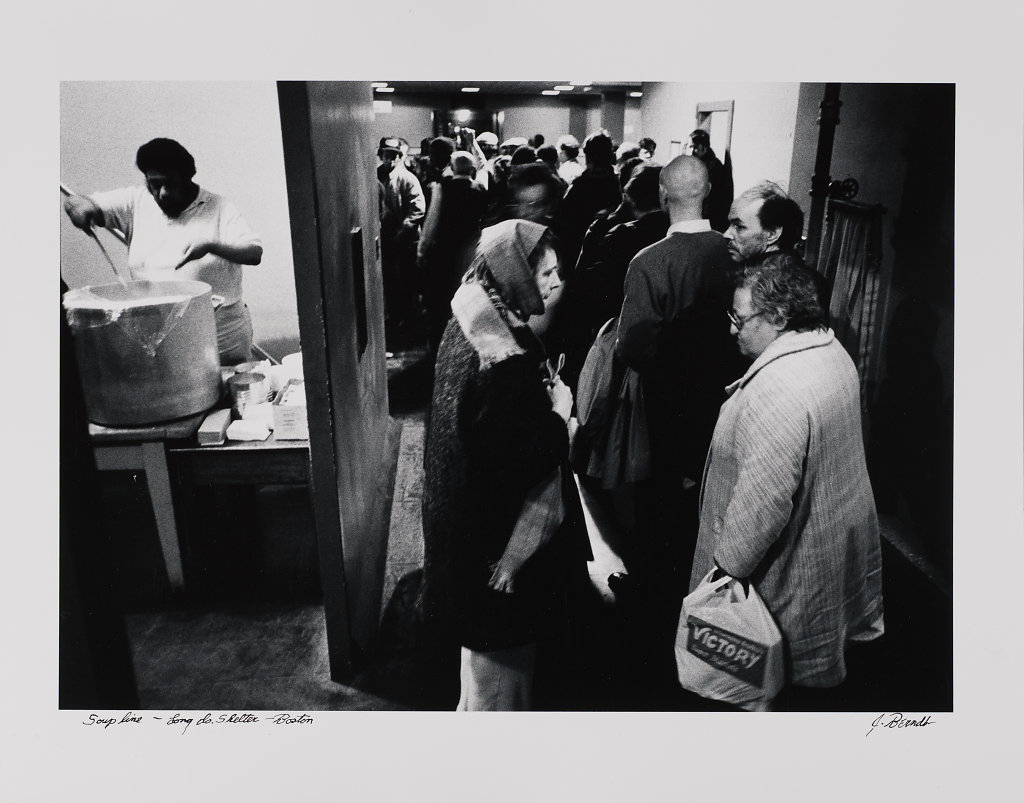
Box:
[866,712,936,737]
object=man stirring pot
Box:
[64,138,263,364]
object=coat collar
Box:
[725,328,835,396]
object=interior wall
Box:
[641,82,802,201]
[623,99,644,143]
[59,82,299,349]
[788,82,826,237]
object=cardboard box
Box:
[272,379,308,440]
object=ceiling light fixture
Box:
[461,87,480,93]
[375,86,395,93]
[541,90,560,96]
[371,82,389,88]
[554,85,575,91]
[629,91,643,98]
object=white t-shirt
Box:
[91,185,261,306]
[558,160,584,185]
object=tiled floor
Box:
[379,415,426,616]
[127,604,403,710]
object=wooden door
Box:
[277,81,392,680]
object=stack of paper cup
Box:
[282,352,304,381]
[268,364,291,394]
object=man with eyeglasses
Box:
[610,156,746,672]
[691,253,883,709]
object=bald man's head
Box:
[660,155,710,204]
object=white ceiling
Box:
[371,81,643,96]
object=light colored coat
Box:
[689,328,884,687]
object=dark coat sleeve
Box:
[465,354,569,500]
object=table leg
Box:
[141,441,185,591]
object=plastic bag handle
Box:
[706,567,751,600]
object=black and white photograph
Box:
[5,4,1024,801]
[57,78,954,714]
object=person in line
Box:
[487,162,564,231]
[575,163,669,338]
[499,136,529,157]
[561,132,622,268]
[572,155,646,280]
[377,136,427,344]
[638,136,657,161]
[536,144,569,193]
[422,136,457,209]
[690,253,884,709]
[417,151,489,353]
[615,141,641,174]
[511,144,538,167]
[408,137,434,188]
[724,180,805,264]
[63,138,263,365]
[556,134,584,185]
[686,129,733,232]
[422,219,589,711]
[473,130,501,191]
[476,131,500,174]
[611,155,744,646]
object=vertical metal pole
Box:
[805,83,842,268]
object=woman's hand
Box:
[547,376,573,423]
[488,561,517,594]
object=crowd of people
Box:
[398,125,885,712]
[64,129,884,714]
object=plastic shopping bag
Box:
[675,569,785,711]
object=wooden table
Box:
[90,412,309,590]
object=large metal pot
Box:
[63,279,221,426]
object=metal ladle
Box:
[60,182,129,286]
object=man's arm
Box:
[174,241,263,270]
[402,173,426,227]
[417,183,442,263]
[713,390,807,578]
[63,195,106,230]
[174,200,263,270]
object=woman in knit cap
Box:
[421,219,590,710]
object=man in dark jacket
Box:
[561,132,622,268]
[418,151,489,353]
[687,129,733,233]
[611,155,746,650]
[576,163,669,338]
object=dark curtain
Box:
[815,198,885,408]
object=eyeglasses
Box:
[727,309,763,331]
